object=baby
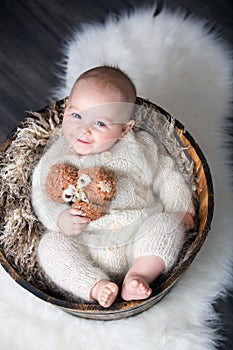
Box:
[32,66,194,308]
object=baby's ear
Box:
[121,120,135,136]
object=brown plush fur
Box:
[45,164,116,220]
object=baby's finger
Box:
[70,208,84,216]
[72,223,89,235]
[72,216,90,224]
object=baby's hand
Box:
[57,208,90,236]
[180,212,194,232]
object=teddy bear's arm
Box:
[31,161,69,231]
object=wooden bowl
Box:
[0,97,214,320]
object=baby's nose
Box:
[84,129,92,136]
[79,125,92,135]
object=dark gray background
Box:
[0,1,232,349]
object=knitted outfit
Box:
[32,130,194,301]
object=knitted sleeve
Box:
[152,141,195,215]
[137,131,195,216]
[31,143,69,231]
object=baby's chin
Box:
[75,148,108,156]
[73,144,100,156]
[73,147,94,156]
[78,144,117,155]
[69,137,119,155]
[69,139,94,155]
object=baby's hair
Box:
[74,65,137,104]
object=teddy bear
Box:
[45,164,116,220]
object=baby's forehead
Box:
[69,76,135,122]
[82,103,133,122]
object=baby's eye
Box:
[71,113,82,119]
[93,120,106,128]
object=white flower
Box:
[62,173,91,203]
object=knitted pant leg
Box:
[132,213,185,271]
[38,231,109,301]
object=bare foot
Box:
[91,280,119,308]
[121,275,152,301]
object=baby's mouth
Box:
[77,138,91,144]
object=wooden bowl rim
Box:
[0,98,214,319]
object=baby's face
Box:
[62,80,134,155]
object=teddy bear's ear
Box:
[45,164,80,203]
[45,164,65,203]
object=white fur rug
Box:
[1,5,233,350]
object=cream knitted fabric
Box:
[38,231,109,301]
[32,129,194,301]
